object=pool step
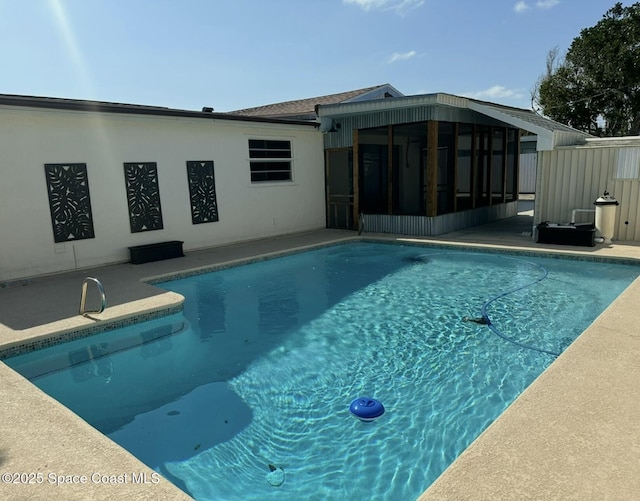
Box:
[7,318,191,380]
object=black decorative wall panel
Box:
[123,162,164,233]
[44,163,95,243]
[186,160,219,224]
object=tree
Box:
[533,2,640,136]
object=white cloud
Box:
[536,0,559,8]
[515,0,559,13]
[387,50,417,63]
[462,85,526,102]
[344,0,385,9]
[343,0,424,14]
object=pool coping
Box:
[1,229,640,500]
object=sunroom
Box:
[317,93,588,235]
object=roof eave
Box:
[467,101,593,150]
[0,95,318,127]
[467,101,554,149]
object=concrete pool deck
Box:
[1,214,640,500]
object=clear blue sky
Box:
[0,0,630,112]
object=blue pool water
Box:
[6,243,640,500]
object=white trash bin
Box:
[594,191,619,244]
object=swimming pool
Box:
[6,242,640,500]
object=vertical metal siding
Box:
[519,153,537,193]
[632,180,640,241]
[618,180,632,240]
[361,202,518,236]
[536,146,640,241]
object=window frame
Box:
[613,147,640,180]
[248,138,293,183]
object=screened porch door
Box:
[325,148,354,229]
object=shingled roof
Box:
[230,84,403,121]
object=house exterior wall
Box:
[535,145,640,241]
[0,106,325,281]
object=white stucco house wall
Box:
[0,96,325,282]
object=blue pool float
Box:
[349,397,385,422]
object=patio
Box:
[1,212,639,500]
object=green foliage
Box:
[534,2,640,136]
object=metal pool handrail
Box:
[79,277,106,316]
